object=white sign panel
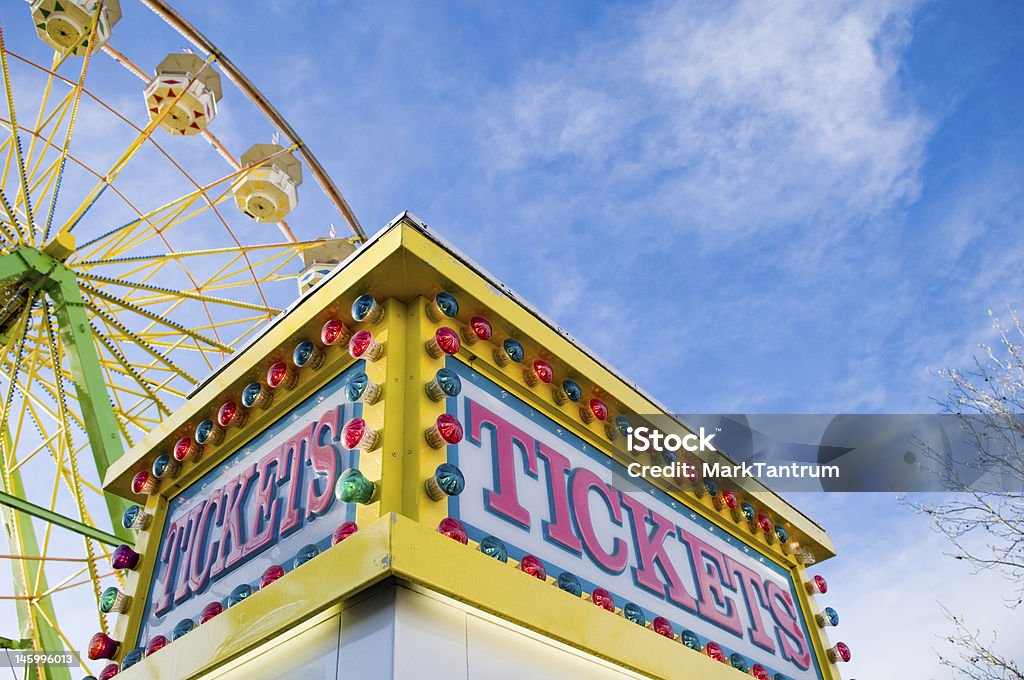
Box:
[446,359,822,680]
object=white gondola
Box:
[29,0,121,56]
[233,143,303,222]
[144,53,223,136]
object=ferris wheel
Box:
[0,2,364,677]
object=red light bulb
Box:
[652,616,674,638]
[828,641,851,663]
[173,436,201,463]
[260,564,285,589]
[705,641,727,662]
[750,664,770,680]
[131,470,159,495]
[199,601,223,624]
[266,360,297,390]
[343,418,379,451]
[525,359,553,386]
[425,327,461,358]
[217,400,245,428]
[425,414,464,448]
[757,514,773,534]
[518,554,546,580]
[321,318,351,346]
[88,632,120,660]
[721,490,738,509]
[462,315,492,344]
[590,587,615,611]
[437,517,468,544]
[806,574,828,595]
[348,330,383,361]
[98,664,120,680]
[332,521,359,545]
[145,635,168,656]
[581,398,608,423]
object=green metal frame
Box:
[1,245,130,679]
[0,491,122,547]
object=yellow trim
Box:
[115,515,841,680]
[377,298,410,515]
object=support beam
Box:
[13,246,130,542]
[0,249,31,286]
[0,428,72,680]
[0,491,121,547]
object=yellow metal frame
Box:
[105,215,842,679]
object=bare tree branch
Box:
[905,309,1024,677]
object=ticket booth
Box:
[98,213,848,680]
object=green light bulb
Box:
[335,468,376,504]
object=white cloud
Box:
[484,0,931,243]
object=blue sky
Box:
[3,0,1022,677]
[168,2,1023,677]
[171,0,1022,411]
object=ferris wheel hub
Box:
[0,245,74,340]
[42,232,77,263]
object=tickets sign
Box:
[135,363,364,645]
[447,359,823,679]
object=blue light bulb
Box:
[294,543,321,567]
[172,618,195,640]
[502,339,524,362]
[435,292,459,318]
[352,294,378,322]
[346,373,370,401]
[228,583,253,607]
[479,536,508,562]
[434,368,461,397]
[561,380,582,402]
[556,571,582,596]
[623,602,646,625]
[241,382,262,408]
[433,463,466,496]
[293,340,316,367]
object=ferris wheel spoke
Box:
[0,173,24,242]
[81,282,234,353]
[20,51,68,181]
[41,8,105,243]
[76,238,320,267]
[0,110,159,238]
[57,53,220,238]
[33,598,104,663]
[1,356,88,438]
[91,322,172,416]
[9,430,61,476]
[0,297,37,455]
[96,185,237,262]
[75,143,304,264]
[0,19,37,243]
[86,302,197,383]
[88,307,181,430]
[22,92,74,213]
[77,271,280,314]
